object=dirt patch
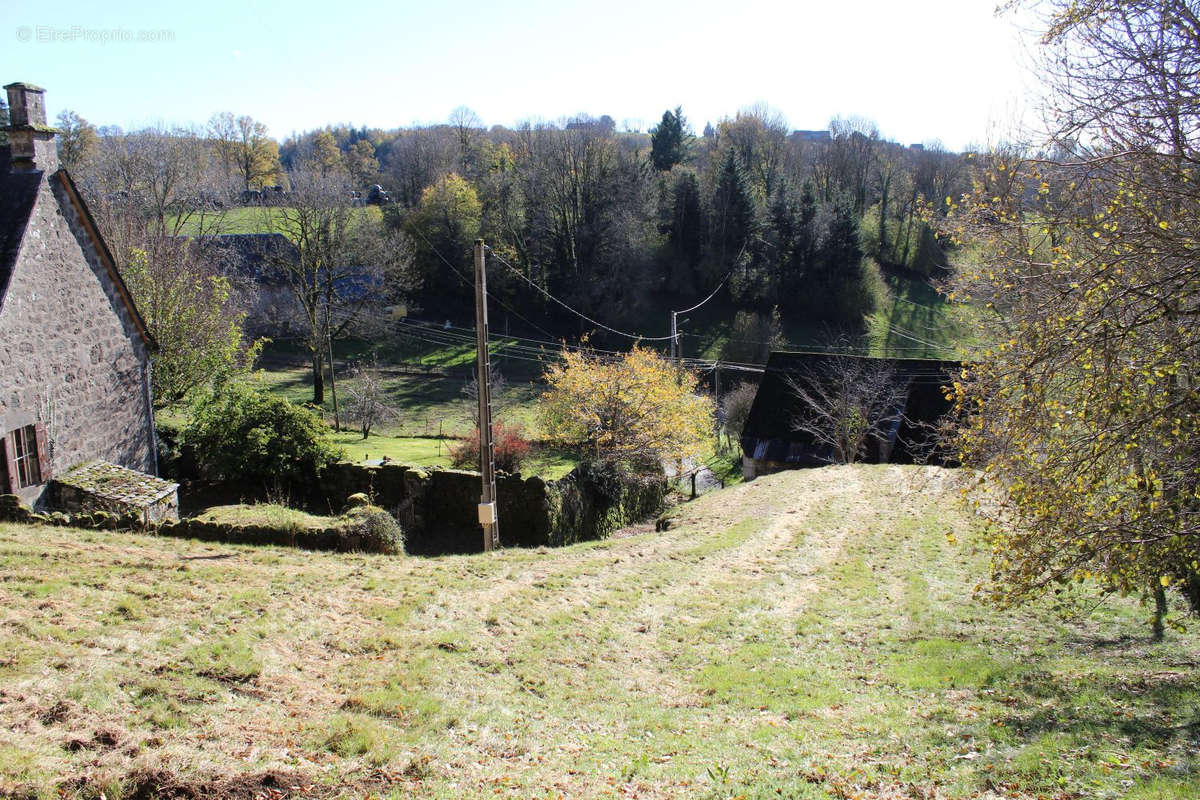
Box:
[37,699,73,725]
[54,767,394,800]
[609,521,655,539]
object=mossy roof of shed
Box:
[55,460,178,507]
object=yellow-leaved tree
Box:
[538,345,714,469]
[947,0,1200,638]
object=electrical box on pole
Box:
[474,240,500,551]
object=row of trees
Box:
[53,101,972,364]
[385,108,968,335]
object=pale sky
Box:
[0,0,1039,151]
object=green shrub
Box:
[182,381,342,492]
[340,505,405,555]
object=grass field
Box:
[171,205,384,238]
[254,364,579,476]
[2,465,1196,798]
[865,274,977,359]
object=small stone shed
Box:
[48,460,179,525]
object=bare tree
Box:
[76,128,257,407]
[461,364,509,427]
[83,125,226,241]
[343,360,396,439]
[785,356,907,464]
[263,165,414,404]
[719,381,758,447]
[815,116,879,212]
[449,106,484,175]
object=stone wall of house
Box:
[0,172,154,506]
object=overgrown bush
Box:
[448,422,531,473]
[340,505,405,555]
[182,382,342,492]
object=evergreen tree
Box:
[668,170,704,266]
[709,148,758,271]
[769,181,818,307]
[650,107,689,171]
[807,195,874,326]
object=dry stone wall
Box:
[316,462,667,554]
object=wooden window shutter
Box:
[34,423,50,483]
[2,434,18,494]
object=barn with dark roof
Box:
[740,351,962,478]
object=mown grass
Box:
[254,364,579,477]
[864,272,978,358]
[256,364,543,437]
[170,205,383,237]
[1,465,1196,798]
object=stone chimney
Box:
[3,82,59,173]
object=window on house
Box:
[2,423,49,492]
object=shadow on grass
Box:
[996,654,1200,748]
[879,274,958,358]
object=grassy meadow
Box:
[1,465,1196,798]
[171,205,384,238]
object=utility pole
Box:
[670,310,679,367]
[474,240,499,551]
[327,325,341,432]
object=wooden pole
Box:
[327,326,341,432]
[671,311,679,367]
[474,240,500,551]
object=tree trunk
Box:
[312,353,325,405]
[1152,583,1168,642]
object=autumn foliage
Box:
[946,1,1200,634]
[537,345,715,468]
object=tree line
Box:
[42,100,972,356]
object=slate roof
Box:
[740,351,963,466]
[198,233,298,283]
[54,460,178,508]
[0,148,41,306]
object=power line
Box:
[407,227,560,340]
[673,256,742,320]
[484,246,676,342]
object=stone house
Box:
[0,82,158,507]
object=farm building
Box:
[199,233,300,335]
[740,351,962,479]
[0,81,160,508]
